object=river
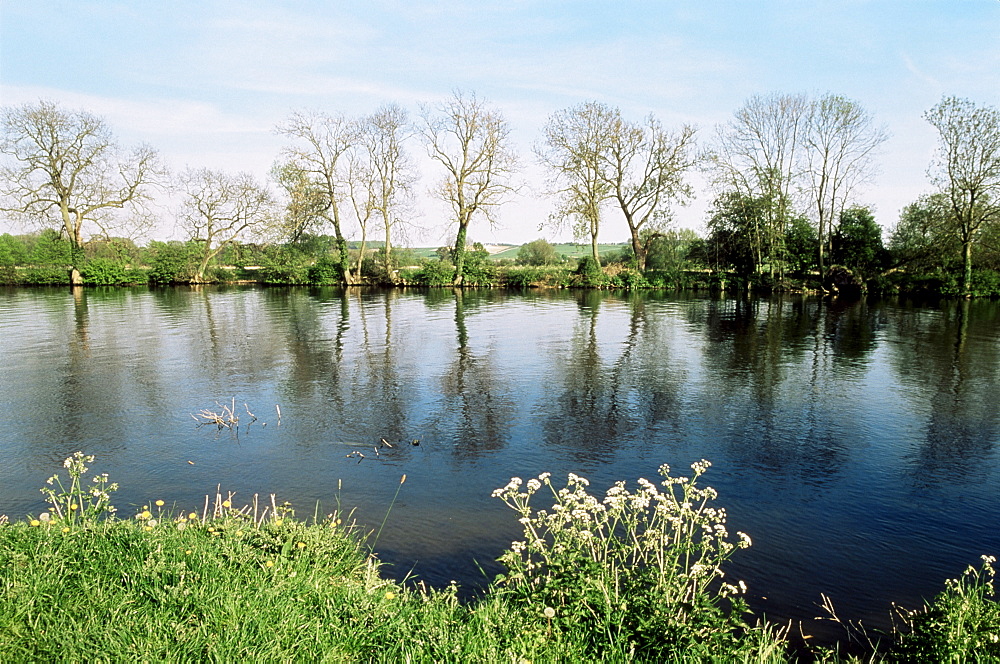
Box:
[1,286,998,641]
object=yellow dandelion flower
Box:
[29,519,40,527]
[207,527,215,533]
[384,591,396,600]
[62,527,70,533]
[155,500,165,507]
[221,500,231,508]
[265,560,274,568]
[69,503,79,511]
[143,526,152,532]
[235,530,244,537]
[297,541,306,549]
[140,510,151,519]
[273,519,283,526]
[188,512,198,520]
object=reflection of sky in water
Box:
[2,287,999,641]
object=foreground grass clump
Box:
[883,555,1000,662]
[2,454,997,662]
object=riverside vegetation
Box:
[5,227,1000,297]
[1,454,998,662]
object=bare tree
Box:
[537,101,615,266]
[275,110,357,284]
[177,168,277,282]
[600,113,698,271]
[925,96,1000,297]
[344,151,377,280]
[0,100,162,284]
[804,94,888,277]
[419,91,518,286]
[355,104,417,282]
[707,93,809,277]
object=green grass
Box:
[1,455,997,662]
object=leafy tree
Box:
[705,192,771,276]
[145,240,199,284]
[27,228,72,265]
[645,228,700,271]
[831,206,885,277]
[419,91,518,286]
[0,100,162,284]
[516,238,560,266]
[888,194,960,274]
[924,96,1000,297]
[784,215,818,275]
[0,233,27,266]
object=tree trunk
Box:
[335,235,352,285]
[629,227,646,271]
[961,237,974,298]
[452,222,468,286]
[384,222,394,285]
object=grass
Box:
[1,455,997,662]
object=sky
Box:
[2,0,999,247]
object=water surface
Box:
[2,286,999,640]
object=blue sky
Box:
[2,1,999,245]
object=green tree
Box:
[707,93,809,278]
[924,96,1000,297]
[888,193,959,274]
[784,215,818,276]
[0,232,29,266]
[645,228,700,271]
[706,192,771,276]
[27,228,72,265]
[516,238,560,266]
[831,206,884,277]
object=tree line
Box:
[2,92,999,295]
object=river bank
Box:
[2,454,996,662]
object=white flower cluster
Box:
[493,459,753,614]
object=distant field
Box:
[404,243,629,262]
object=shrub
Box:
[81,258,131,285]
[257,262,308,284]
[408,259,455,287]
[20,266,70,285]
[491,461,777,660]
[888,556,1000,662]
[307,256,342,285]
[147,242,197,284]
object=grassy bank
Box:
[1,455,997,662]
